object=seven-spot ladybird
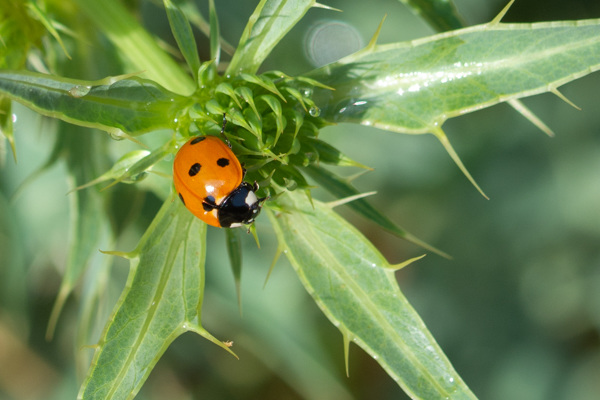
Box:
[173,122,265,228]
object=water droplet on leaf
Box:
[68,85,92,98]
[110,130,127,141]
[309,106,321,117]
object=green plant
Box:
[1,0,599,399]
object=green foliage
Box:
[226,0,317,75]
[268,191,473,399]
[398,0,464,31]
[1,0,600,399]
[0,71,189,137]
[78,194,234,400]
[310,20,600,134]
[0,0,45,161]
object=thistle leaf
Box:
[226,0,318,75]
[267,191,475,399]
[309,19,600,134]
[164,0,202,82]
[0,70,189,136]
[78,195,233,399]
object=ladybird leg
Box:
[219,113,231,148]
[252,181,259,192]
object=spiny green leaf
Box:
[76,236,114,376]
[397,0,465,32]
[404,0,555,137]
[239,73,286,101]
[215,82,243,108]
[228,107,261,139]
[0,70,189,136]
[267,191,475,399]
[164,0,202,82]
[0,0,45,70]
[208,0,221,64]
[101,140,175,190]
[274,165,308,191]
[235,86,260,120]
[26,1,71,59]
[225,228,243,313]
[283,87,308,111]
[73,0,193,94]
[227,0,317,75]
[259,94,284,141]
[79,195,233,400]
[308,18,600,194]
[205,98,227,115]
[309,138,372,169]
[432,126,487,199]
[197,59,217,88]
[309,19,600,133]
[0,96,15,163]
[295,75,334,90]
[70,150,152,193]
[290,109,304,138]
[304,164,449,258]
[242,107,263,139]
[176,0,235,56]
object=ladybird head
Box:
[217,182,265,228]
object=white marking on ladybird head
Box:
[245,190,258,207]
[229,222,243,228]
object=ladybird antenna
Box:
[220,113,231,147]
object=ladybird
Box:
[173,126,265,228]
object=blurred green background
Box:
[1,0,600,399]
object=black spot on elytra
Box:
[189,163,201,176]
[190,136,205,145]
[217,158,230,167]
[178,193,185,205]
[202,196,217,211]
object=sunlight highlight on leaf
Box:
[402,0,556,137]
